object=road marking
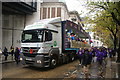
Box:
[72,70,77,74]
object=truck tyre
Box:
[50,58,57,68]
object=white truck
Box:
[20,17,90,68]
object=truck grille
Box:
[22,47,39,54]
[25,60,34,64]
[23,53,38,57]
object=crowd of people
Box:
[77,47,116,78]
[2,46,20,64]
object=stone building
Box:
[1,1,40,49]
[40,1,69,20]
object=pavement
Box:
[0,54,15,64]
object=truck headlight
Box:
[20,58,23,61]
[37,60,42,64]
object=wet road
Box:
[2,58,120,79]
[64,58,120,78]
[2,60,78,78]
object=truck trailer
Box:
[20,17,90,68]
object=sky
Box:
[65,0,89,17]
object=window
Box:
[25,34,32,40]
[51,7,55,18]
[45,31,52,41]
[22,30,44,43]
[57,7,61,17]
[43,8,47,19]
[48,8,50,18]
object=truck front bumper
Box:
[20,54,50,68]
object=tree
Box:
[93,25,114,48]
[85,1,120,62]
[88,11,118,50]
[86,2,120,25]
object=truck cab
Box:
[20,18,62,68]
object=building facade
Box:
[43,0,65,3]
[92,32,104,47]
[84,25,104,47]
[1,1,41,50]
[40,2,69,20]
[69,11,82,24]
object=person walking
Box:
[3,47,8,61]
[102,48,108,68]
[88,48,93,66]
[10,46,14,60]
[81,49,91,66]
[14,47,20,64]
[77,48,83,65]
[91,47,97,63]
[96,49,104,67]
[108,48,112,58]
[96,48,104,78]
[81,48,91,78]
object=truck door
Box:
[44,30,53,53]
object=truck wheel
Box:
[50,58,57,68]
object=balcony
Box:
[2,1,37,15]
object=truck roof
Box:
[24,17,61,30]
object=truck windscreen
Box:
[22,30,44,43]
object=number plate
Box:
[26,58,32,61]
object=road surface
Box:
[2,60,78,78]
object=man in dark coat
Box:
[3,47,8,61]
[88,49,93,65]
[14,47,20,64]
[81,49,91,67]
[81,48,91,78]
[77,48,84,65]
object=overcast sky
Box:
[65,0,89,17]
